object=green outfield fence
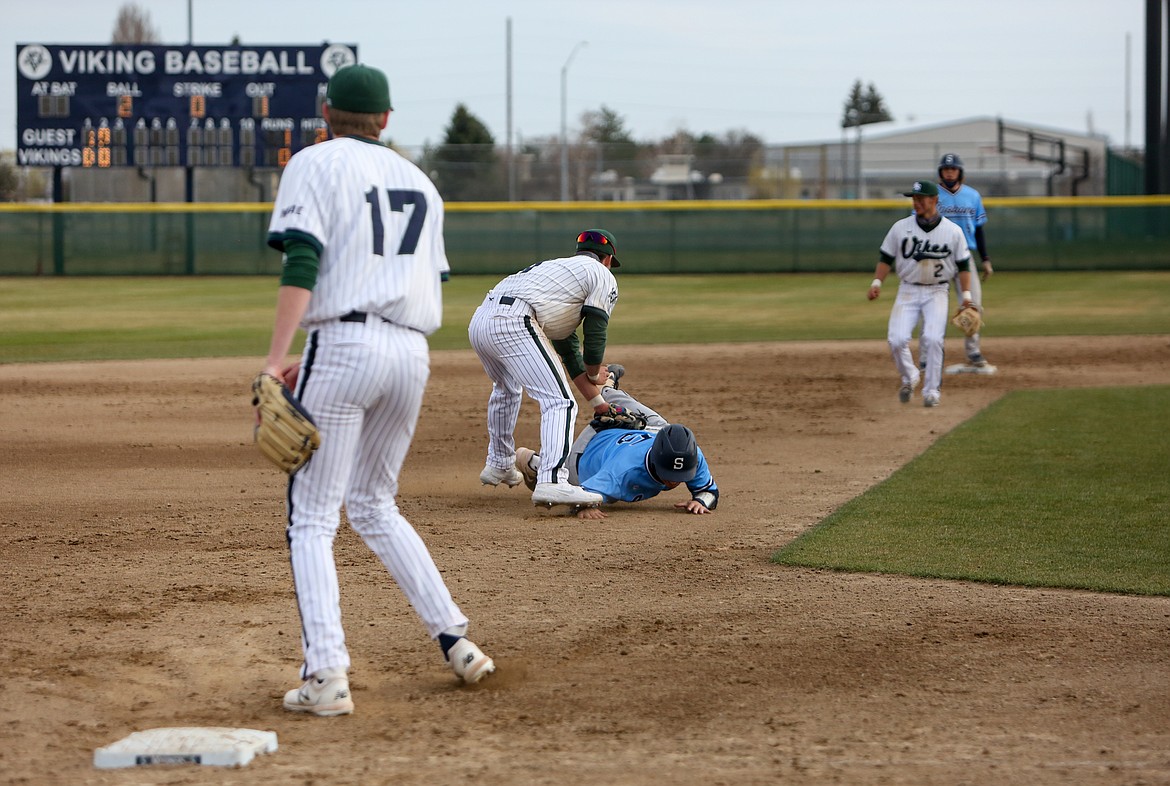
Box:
[2,197,1168,276]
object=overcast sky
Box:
[4,0,1150,152]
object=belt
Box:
[340,310,392,324]
[488,294,533,315]
[912,282,946,286]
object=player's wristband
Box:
[586,371,601,383]
[962,290,972,301]
[693,491,716,509]
[588,394,605,409]
[871,278,883,289]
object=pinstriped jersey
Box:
[937,183,987,254]
[492,254,618,340]
[267,136,450,335]
[880,215,971,285]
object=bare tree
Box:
[111,2,160,44]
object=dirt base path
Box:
[2,335,1169,785]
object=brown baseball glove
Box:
[251,373,320,474]
[951,305,983,338]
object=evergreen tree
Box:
[428,104,499,201]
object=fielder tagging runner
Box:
[468,230,621,508]
[260,64,492,717]
[868,180,973,408]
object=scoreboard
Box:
[15,43,358,169]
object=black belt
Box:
[340,310,392,324]
[912,282,945,286]
[499,296,516,305]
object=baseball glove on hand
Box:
[251,373,320,474]
[589,403,647,432]
[951,305,983,338]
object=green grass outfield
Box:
[773,386,1170,596]
[2,270,1167,596]
[1,270,1169,364]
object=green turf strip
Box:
[773,386,1170,595]
[3,271,1170,363]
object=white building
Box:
[765,116,1113,199]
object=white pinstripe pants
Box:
[468,296,577,485]
[888,282,950,399]
[288,317,466,678]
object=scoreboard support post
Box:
[51,166,65,275]
[184,165,195,274]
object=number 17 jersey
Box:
[267,135,450,335]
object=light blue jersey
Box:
[576,428,718,505]
[937,184,987,254]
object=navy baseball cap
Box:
[902,180,939,197]
[326,64,393,113]
[575,228,620,267]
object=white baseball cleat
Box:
[283,668,354,716]
[446,637,495,684]
[480,464,524,487]
[532,482,603,507]
[514,447,539,491]
[923,394,940,408]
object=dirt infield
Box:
[3,335,1169,786]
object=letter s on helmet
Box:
[938,152,964,176]
[648,424,698,482]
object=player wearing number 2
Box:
[868,180,973,408]
[261,64,493,716]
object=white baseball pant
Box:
[289,317,467,679]
[888,282,950,400]
[468,295,577,485]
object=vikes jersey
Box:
[879,215,971,285]
[492,254,619,340]
[267,136,450,335]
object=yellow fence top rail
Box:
[3,195,1170,213]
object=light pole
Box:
[560,41,588,201]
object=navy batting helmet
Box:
[938,153,964,175]
[648,424,698,482]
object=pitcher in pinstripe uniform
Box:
[261,64,493,717]
[468,230,621,508]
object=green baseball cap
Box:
[326,64,393,113]
[902,180,939,197]
[575,228,620,267]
